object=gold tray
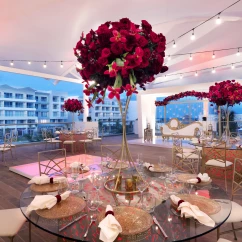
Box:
[98,206,153,235]
[172,194,221,215]
[176,174,212,185]
[36,196,86,219]
[30,183,64,193]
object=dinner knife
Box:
[153,216,168,238]
[59,214,87,232]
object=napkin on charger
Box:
[70,161,89,171]
[98,205,122,242]
[26,191,71,214]
[187,173,210,184]
[170,195,215,227]
[143,162,155,171]
[28,174,67,185]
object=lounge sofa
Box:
[160,118,202,140]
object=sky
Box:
[0,71,137,100]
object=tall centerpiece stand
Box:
[74,18,168,197]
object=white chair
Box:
[0,208,31,242]
[0,133,13,165]
[92,127,102,144]
[217,158,242,241]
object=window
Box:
[5,110,14,116]
[35,96,39,101]
[17,120,25,124]
[15,102,24,108]
[27,103,34,108]
[4,92,12,98]
[53,112,58,117]
[61,97,64,102]
[41,104,47,109]
[27,111,35,117]
[61,112,65,117]
[26,94,34,100]
[53,96,59,102]
[35,104,38,109]
[41,112,48,117]
[15,93,23,99]
[53,104,58,109]
[41,97,47,102]
[5,120,15,124]
[15,111,24,116]
[28,120,35,123]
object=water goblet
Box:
[70,166,79,194]
[142,192,156,214]
[136,176,148,209]
[86,191,99,220]
[137,153,144,174]
[58,179,69,195]
[92,173,103,201]
[158,156,166,179]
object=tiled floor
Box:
[0,134,241,242]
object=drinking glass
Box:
[86,191,99,220]
[142,192,156,214]
[58,179,69,194]
[158,156,166,179]
[70,166,79,194]
[137,153,144,174]
[92,173,103,201]
[136,176,148,209]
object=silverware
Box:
[153,216,168,238]
[83,216,95,238]
[23,196,35,199]
[59,214,87,232]
[170,207,180,217]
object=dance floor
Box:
[128,137,194,148]
[9,154,101,179]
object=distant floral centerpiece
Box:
[62,99,84,115]
[74,18,168,107]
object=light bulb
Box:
[60,61,63,68]
[168,55,171,60]
[191,29,195,40]
[173,41,176,48]
[212,68,216,73]
[28,61,31,65]
[231,64,235,69]
[75,63,82,69]
[189,54,193,61]
[195,71,198,76]
[236,49,240,56]
[180,74,183,79]
[10,61,14,66]
[216,15,221,25]
[212,52,215,59]
[43,62,47,68]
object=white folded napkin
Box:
[28,174,67,185]
[143,162,155,171]
[191,138,199,144]
[26,191,71,214]
[99,205,122,242]
[170,195,215,227]
[187,173,210,184]
[70,162,89,171]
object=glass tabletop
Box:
[190,141,240,150]
[20,168,231,242]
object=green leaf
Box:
[116,58,124,67]
[123,52,129,58]
[114,73,123,88]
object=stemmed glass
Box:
[92,173,103,201]
[158,156,166,179]
[86,191,99,221]
[70,166,79,194]
[136,175,148,209]
[137,153,144,174]
[58,179,69,195]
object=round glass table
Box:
[20,174,231,242]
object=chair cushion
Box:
[183,148,196,153]
[63,140,76,144]
[176,153,200,159]
[217,239,232,242]
[225,201,242,223]
[0,208,26,237]
[93,138,102,141]
[79,140,92,143]
[0,147,11,151]
[206,159,233,167]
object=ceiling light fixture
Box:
[10,60,14,66]
[216,14,221,25]
[212,51,216,59]
[173,40,176,48]
[189,54,193,61]
[60,61,63,68]
[43,61,47,68]
[236,48,241,56]
[28,61,31,65]
[231,63,235,69]
[195,71,198,76]
[212,67,216,73]
[191,29,196,40]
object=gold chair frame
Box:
[38,148,66,176]
[0,133,13,165]
[62,132,76,154]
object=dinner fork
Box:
[83,216,95,238]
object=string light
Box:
[231,63,235,69]
[173,40,176,48]
[189,54,193,61]
[191,29,195,40]
[212,67,216,73]
[212,51,216,59]
[195,71,198,76]
[168,55,171,60]
[60,61,63,68]
[236,48,241,56]
[28,61,31,65]
[43,61,47,68]
[216,14,222,25]
[180,74,183,79]
[10,60,14,66]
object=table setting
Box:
[20,156,232,242]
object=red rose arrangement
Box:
[155,80,242,107]
[62,99,84,115]
[74,18,168,107]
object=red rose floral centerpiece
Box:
[62,99,84,130]
[74,18,168,172]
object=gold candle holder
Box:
[125,178,133,200]
[114,175,122,190]
[132,175,138,191]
